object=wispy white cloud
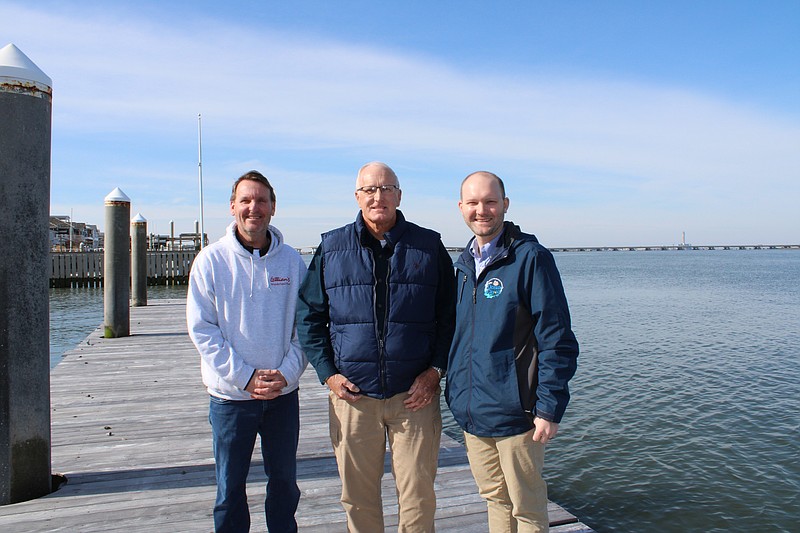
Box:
[3,2,798,247]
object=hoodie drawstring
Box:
[249,255,255,298]
[247,250,273,298]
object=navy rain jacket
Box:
[446,222,579,437]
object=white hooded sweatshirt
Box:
[187,222,308,400]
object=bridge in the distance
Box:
[545,244,800,252]
[295,244,800,255]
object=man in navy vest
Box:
[297,161,456,532]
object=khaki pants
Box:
[329,390,442,532]
[464,430,548,533]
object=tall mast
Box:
[197,114,205,249]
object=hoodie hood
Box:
[222,221,284,257]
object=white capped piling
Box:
[104,188,131,338]
[0,43,53,504]
[131,213,147,307]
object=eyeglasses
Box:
[356,184,400,196]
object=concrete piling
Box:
[0,43,53,505]
[103,188,131,338]
[131,213,147,307]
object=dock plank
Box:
[0,299,593,532]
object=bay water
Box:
[49,249,799,532]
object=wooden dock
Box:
[0,299,594,532]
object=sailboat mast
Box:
[197,114,205,250]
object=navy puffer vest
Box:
[322,212,441,398]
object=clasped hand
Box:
[245,369,287,400]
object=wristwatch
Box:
[431,366,446,379]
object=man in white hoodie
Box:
[187,170,308,533]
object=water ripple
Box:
[544,250,800,532]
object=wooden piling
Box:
[102,188,130,338]
[0,42,53,505]
[131,214,147,307]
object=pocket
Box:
[209,395,232,405]
[328,391,342,447]
[330,326,343,365]
[490,348,514,380]
[490,348,522,410]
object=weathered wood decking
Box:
[0,299,593,532]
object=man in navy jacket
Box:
[296,161,456,532]
[446,171,579,532]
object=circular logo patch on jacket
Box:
[484,278,504,299]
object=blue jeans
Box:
[208,390,300,533]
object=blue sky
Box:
[2,0,798,247]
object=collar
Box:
[469,231,504,261]
[235,229,271,256]
[355,209,408,248]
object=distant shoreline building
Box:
[49,215,207,251]
[50,216,102,251]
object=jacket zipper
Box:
[467,269,476,429]
[368,246,389,396]
[461,246,511,431]
[455,264,478,430]
[380,260,391,395]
